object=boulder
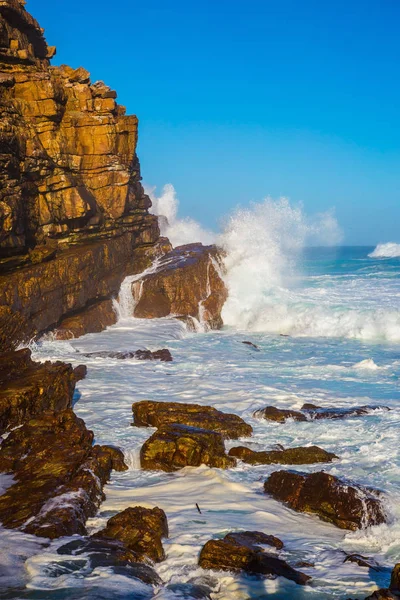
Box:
[84,349,173,362]
[132,400,252,440]
[0,348,82,435]
[198,531,310,585]
[140,424,235,472]
[131,244,228,330]
[228,445,338,465]
[254,406,307,422]
[0,409,128,538]
[93,506,168,562]
[301,403,390,420]
[344,553,381,571]
[254,403,390,423]
[264,471,386,530]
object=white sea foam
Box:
[353,358,381,370]
[369,243,400,258]
[147,183,215,248]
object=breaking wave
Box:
[147,183,215,248]
[369,243,400,258]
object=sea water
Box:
[1,243,399,599]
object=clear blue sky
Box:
[30,0,400,244]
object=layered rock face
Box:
[0,0,163,345]
[131,244,228,330]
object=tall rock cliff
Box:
[0,0,167,348]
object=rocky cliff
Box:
[0,0,166,348]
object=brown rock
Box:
[84,348,173,362]
[344,553,380,571]
[198,531,311,585]
[132,244,228,330]
[0,348,78,435]
[264,471,386,530]
[301,403,390,420]
[0,2,167,347]
[254,406,307,423]
[132,400,252,440]
[224,530,284,550]
[94,506,168,562]
[228,445,338,465]
[0,409,128,538]
[140,424,235,472]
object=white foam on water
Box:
[369,243,400,258]
[353,358,381,370]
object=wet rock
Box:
[0,348,79,435]
[132,244,228,330]
[132,400,252,440]
[254,406,307,423]
[94,506,168,563]
[57,537,162,585]
[264,471,386,530]
[198,531,310,585]
[224,530,284,550]
[301,403,390,420]
[0,409,128,538]
[166,583,212,599]
[84,348,173,362]
[228,445,338,465]
[344,553,381,571]
[52,300,118,340]
[140,424,235,472]
[254,403,390,424]
[242,341,259,350]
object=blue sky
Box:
[30,0,400,244]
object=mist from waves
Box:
[148,183,400,342]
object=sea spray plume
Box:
[147,183,215,248]
[369,243,400,258]
[219,197,342,331]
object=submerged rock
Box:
[344,553,381,571]
[132,400,252,440]
[0,348,83,435]
[198,530,310,585]
[264,471,386,530]
[228,445,338,465]
[363,563,400,599]
[93,506,168,563]
[254,406,307,423]
[57,537,162,585]
[132,244,228,330]
[0,409,128,538]
[255,403,390,423]
[140,424,235,472]
[84,349,173,362]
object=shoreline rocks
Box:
[0,409,128,538]
[255,403,390,423]
[229,445,338,465]
[131,243,228,330]
[198,530,311,585]
[93,506,168,563]
[264,470,386,530]
[84,348,173,362]
[140,424,235,471]
[132,400,252,440]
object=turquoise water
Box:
[1,246,400,599]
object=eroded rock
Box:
[228,445,338,465]
[94,506,168,562]
[264,471,386,530]
[140,424,235,471]
[84,349,173,362]
[132,400,252,440]
[132,244,228,330]
[0,409,128,538]
[0,348,82,435]
[198,531,310,585]
[254,404,390,423]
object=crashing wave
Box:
[369,243,400,258]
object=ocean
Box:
[1,242,400,599]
